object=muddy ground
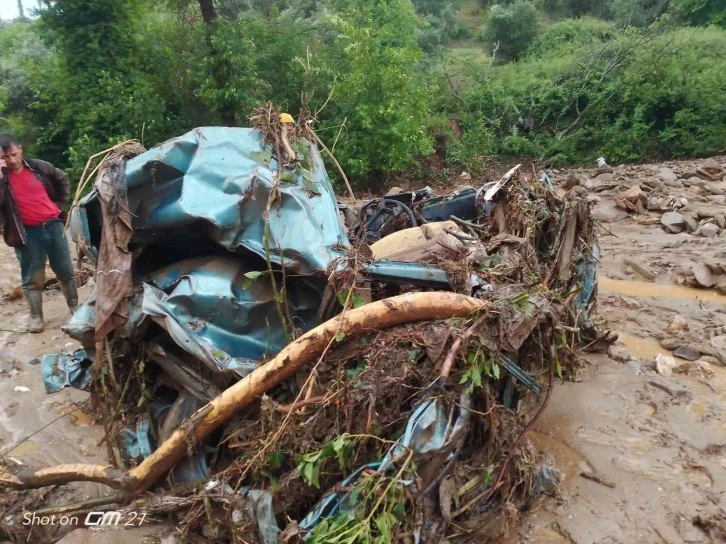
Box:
[0,157,725,543]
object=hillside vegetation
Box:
[0,0,724,191]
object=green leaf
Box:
[243,270,265,289]
[346,360,366,379]
[471,366,482,389]
[337,289,365,308]
[459,368,471,385]
[480,470,493,486]
[351,291,365,308]
[349,486,363,506]
[492,362,501,379]
[334,332,346,343]
[556,360,563,379]
[332,434,352,469]
[337,290,350,307]
[406,349,420,362]
[267,451,284,469]
[374,512,395,542]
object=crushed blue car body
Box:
[34,125,600,541]
[41,349,92,394]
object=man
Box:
[0,135,78,333]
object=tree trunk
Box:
[197,0,216,24]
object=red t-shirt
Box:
[7,167,60,226]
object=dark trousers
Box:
[14,219,75,291]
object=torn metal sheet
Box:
[141,256,322,376]
[40,349,92,394]
[71,127,349,278]
[236,488,281,544]
[577,240,600,319]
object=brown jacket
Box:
[0,158,71,247]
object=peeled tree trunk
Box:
[0,292,488,494]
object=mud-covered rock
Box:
[697,223,720,238]
[657,167,678,184]
[661,212,686,233]
[673,346,700,361]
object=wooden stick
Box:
[579,471,616,488]
[309,128,356,200]
[0,292,487,493]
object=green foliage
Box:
[417,5,465,54]
[460,346,501,393]
[560,0,602,18]
[526,17,615,56]
[303,439,412,544]
[669,0,726,28]
[337,288,366,309]
[313,0,434,181]
[609,0,669,28]
[413,0,463,16]
[446,24,726,167]
[0,0,724,193]
[297,434,356,489]
[481,1,541,62]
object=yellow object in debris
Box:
[279,113,295,124]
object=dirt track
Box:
[0,157,725,543]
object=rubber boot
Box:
[59,280,79,314]
[23,289,44,333]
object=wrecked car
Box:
[2,112,602,543]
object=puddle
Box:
[617,332,688,362]
[530,430,590,484]
[600,277,726,304]
[10,442,40,456]
[70,409,94,426]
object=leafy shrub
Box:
[313,0,434,184]
[669,0,726,28]
[526,17,615,56]
[447,25,726,167]
[481,1,541,62]
[609,0,669,28]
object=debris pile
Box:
[0,109,604,542]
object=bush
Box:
[526,17,615,56]
[609,0,669,28]
[481,1,541,62]
[446,25,726,167]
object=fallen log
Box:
[0,292,487,494]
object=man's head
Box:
[0,135,24,173]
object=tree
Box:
[560,0,598,18]
[16,1,27,21]
[481,1,540,62]
[610,0,669,27]
[669,0,726,28]
[412,0,462,16]
[31,0,170,176]
[315,0,433,182]
[196,0,238,125]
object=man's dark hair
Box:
[0,135,20,152]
